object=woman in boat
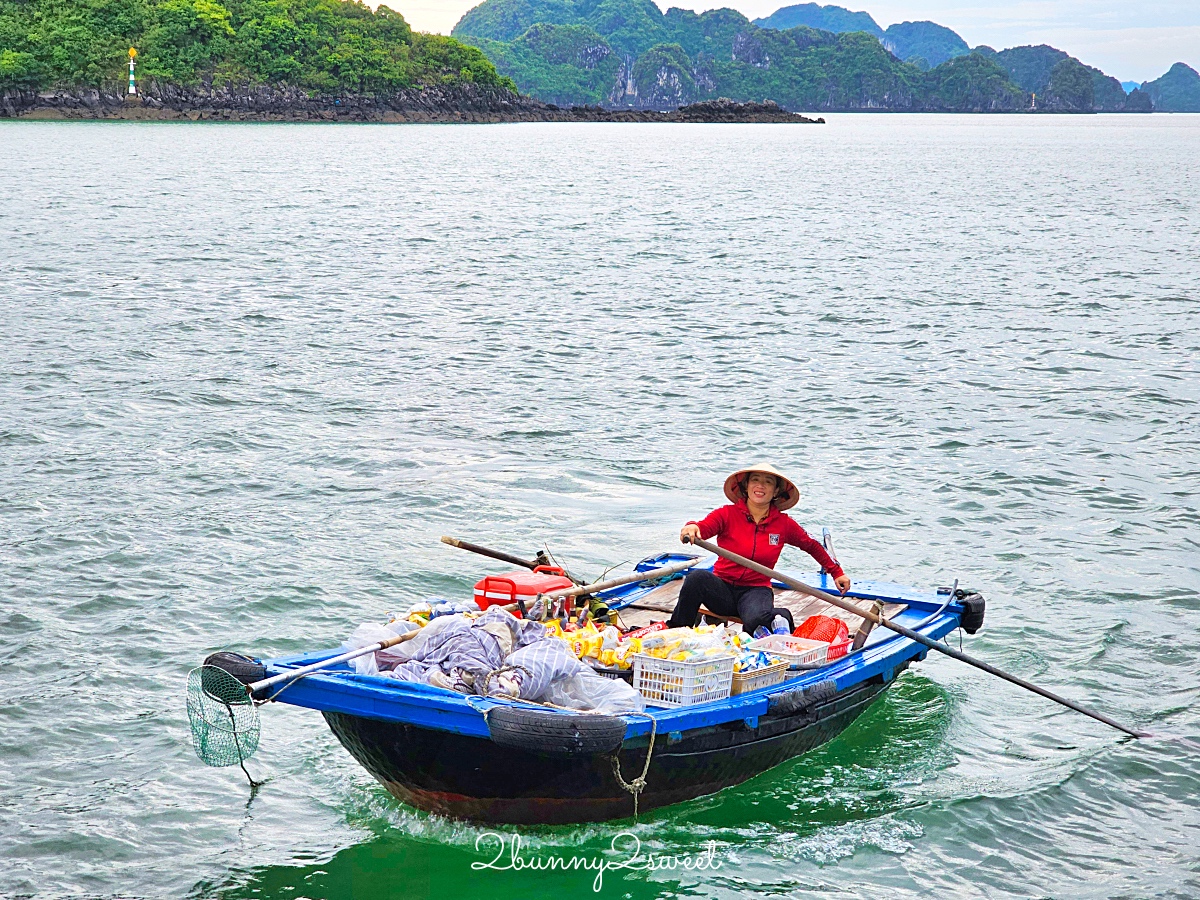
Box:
[671,464,851,635]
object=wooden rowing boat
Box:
[246,554,976,824]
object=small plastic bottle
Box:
[771,615,791,635]
[753,625,771,640]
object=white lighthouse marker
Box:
[128,47,137,97]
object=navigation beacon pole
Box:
[127,48,137,98]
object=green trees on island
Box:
[753,4,882,38]
[987,45,1138,111]
[879,21,968,69]
[920,53,1024,110]
[711,29,923,110]
[4,0,1195,111]
[452,0,1024,111]
[0,0,515,92]
[471,22,619,106]
[1041,57,1094,110]
[451,0,1191,112]
[1141,62,1200,112]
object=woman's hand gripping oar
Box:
[684,535,1147,739]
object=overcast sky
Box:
[396,0,1198,82]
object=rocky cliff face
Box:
[1142,62,1200,112]
[1091,71,1129,111]
[648,69,690,106]
[1122,89,1153,112]
[732,31,771,69]
[630,44,697,109]
[1,80,822,124]
[1,80,555,122]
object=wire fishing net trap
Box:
[186,665,261,772]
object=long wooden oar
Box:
[536,556,701,600]
[248,628,422,698]
[441,535,585,585]
[685,536,1146,739]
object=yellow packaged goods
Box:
[569,633,601,659]
[647,642,682,659]
[406,601,432,625]
[589,623,766,673]
[564,625,621,660]
[592,637,645,670]
[638,628,697,650]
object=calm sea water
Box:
[1,115,1198,900]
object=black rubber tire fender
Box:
[958,592,986,634]
[203,652,268,698]
[766,678,838,718]
[486,706,628,757]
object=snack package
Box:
[620,621,668,642]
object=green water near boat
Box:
[1,115,1198,899]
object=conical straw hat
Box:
[723,464,799,511]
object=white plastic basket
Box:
[749,635,831,669]
[632,653,735,707]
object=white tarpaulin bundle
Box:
[343,606,644,714]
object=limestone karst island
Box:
[2,0,1198,120]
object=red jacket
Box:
[690,500,844,587]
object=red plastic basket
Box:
[793,614,849,644]
[826,637,851,661]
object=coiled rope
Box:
[609,711,658,820]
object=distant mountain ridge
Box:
[880,21,968,68]
[971,44,1142,111]
[753,3,882,37]
[450,0,1197,112]
[1142,62,1200,111]
[754,7,968,68]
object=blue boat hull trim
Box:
[323,668,903,824]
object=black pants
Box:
[667,569,795,635]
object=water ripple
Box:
[1,115,1198,900]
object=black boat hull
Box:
[323,673,898,824]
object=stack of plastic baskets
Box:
[749,634,849,669]
[632,653,735,707]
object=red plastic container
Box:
[794,614,852,662]
[825,637,852,661]
[473,566,574,617]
